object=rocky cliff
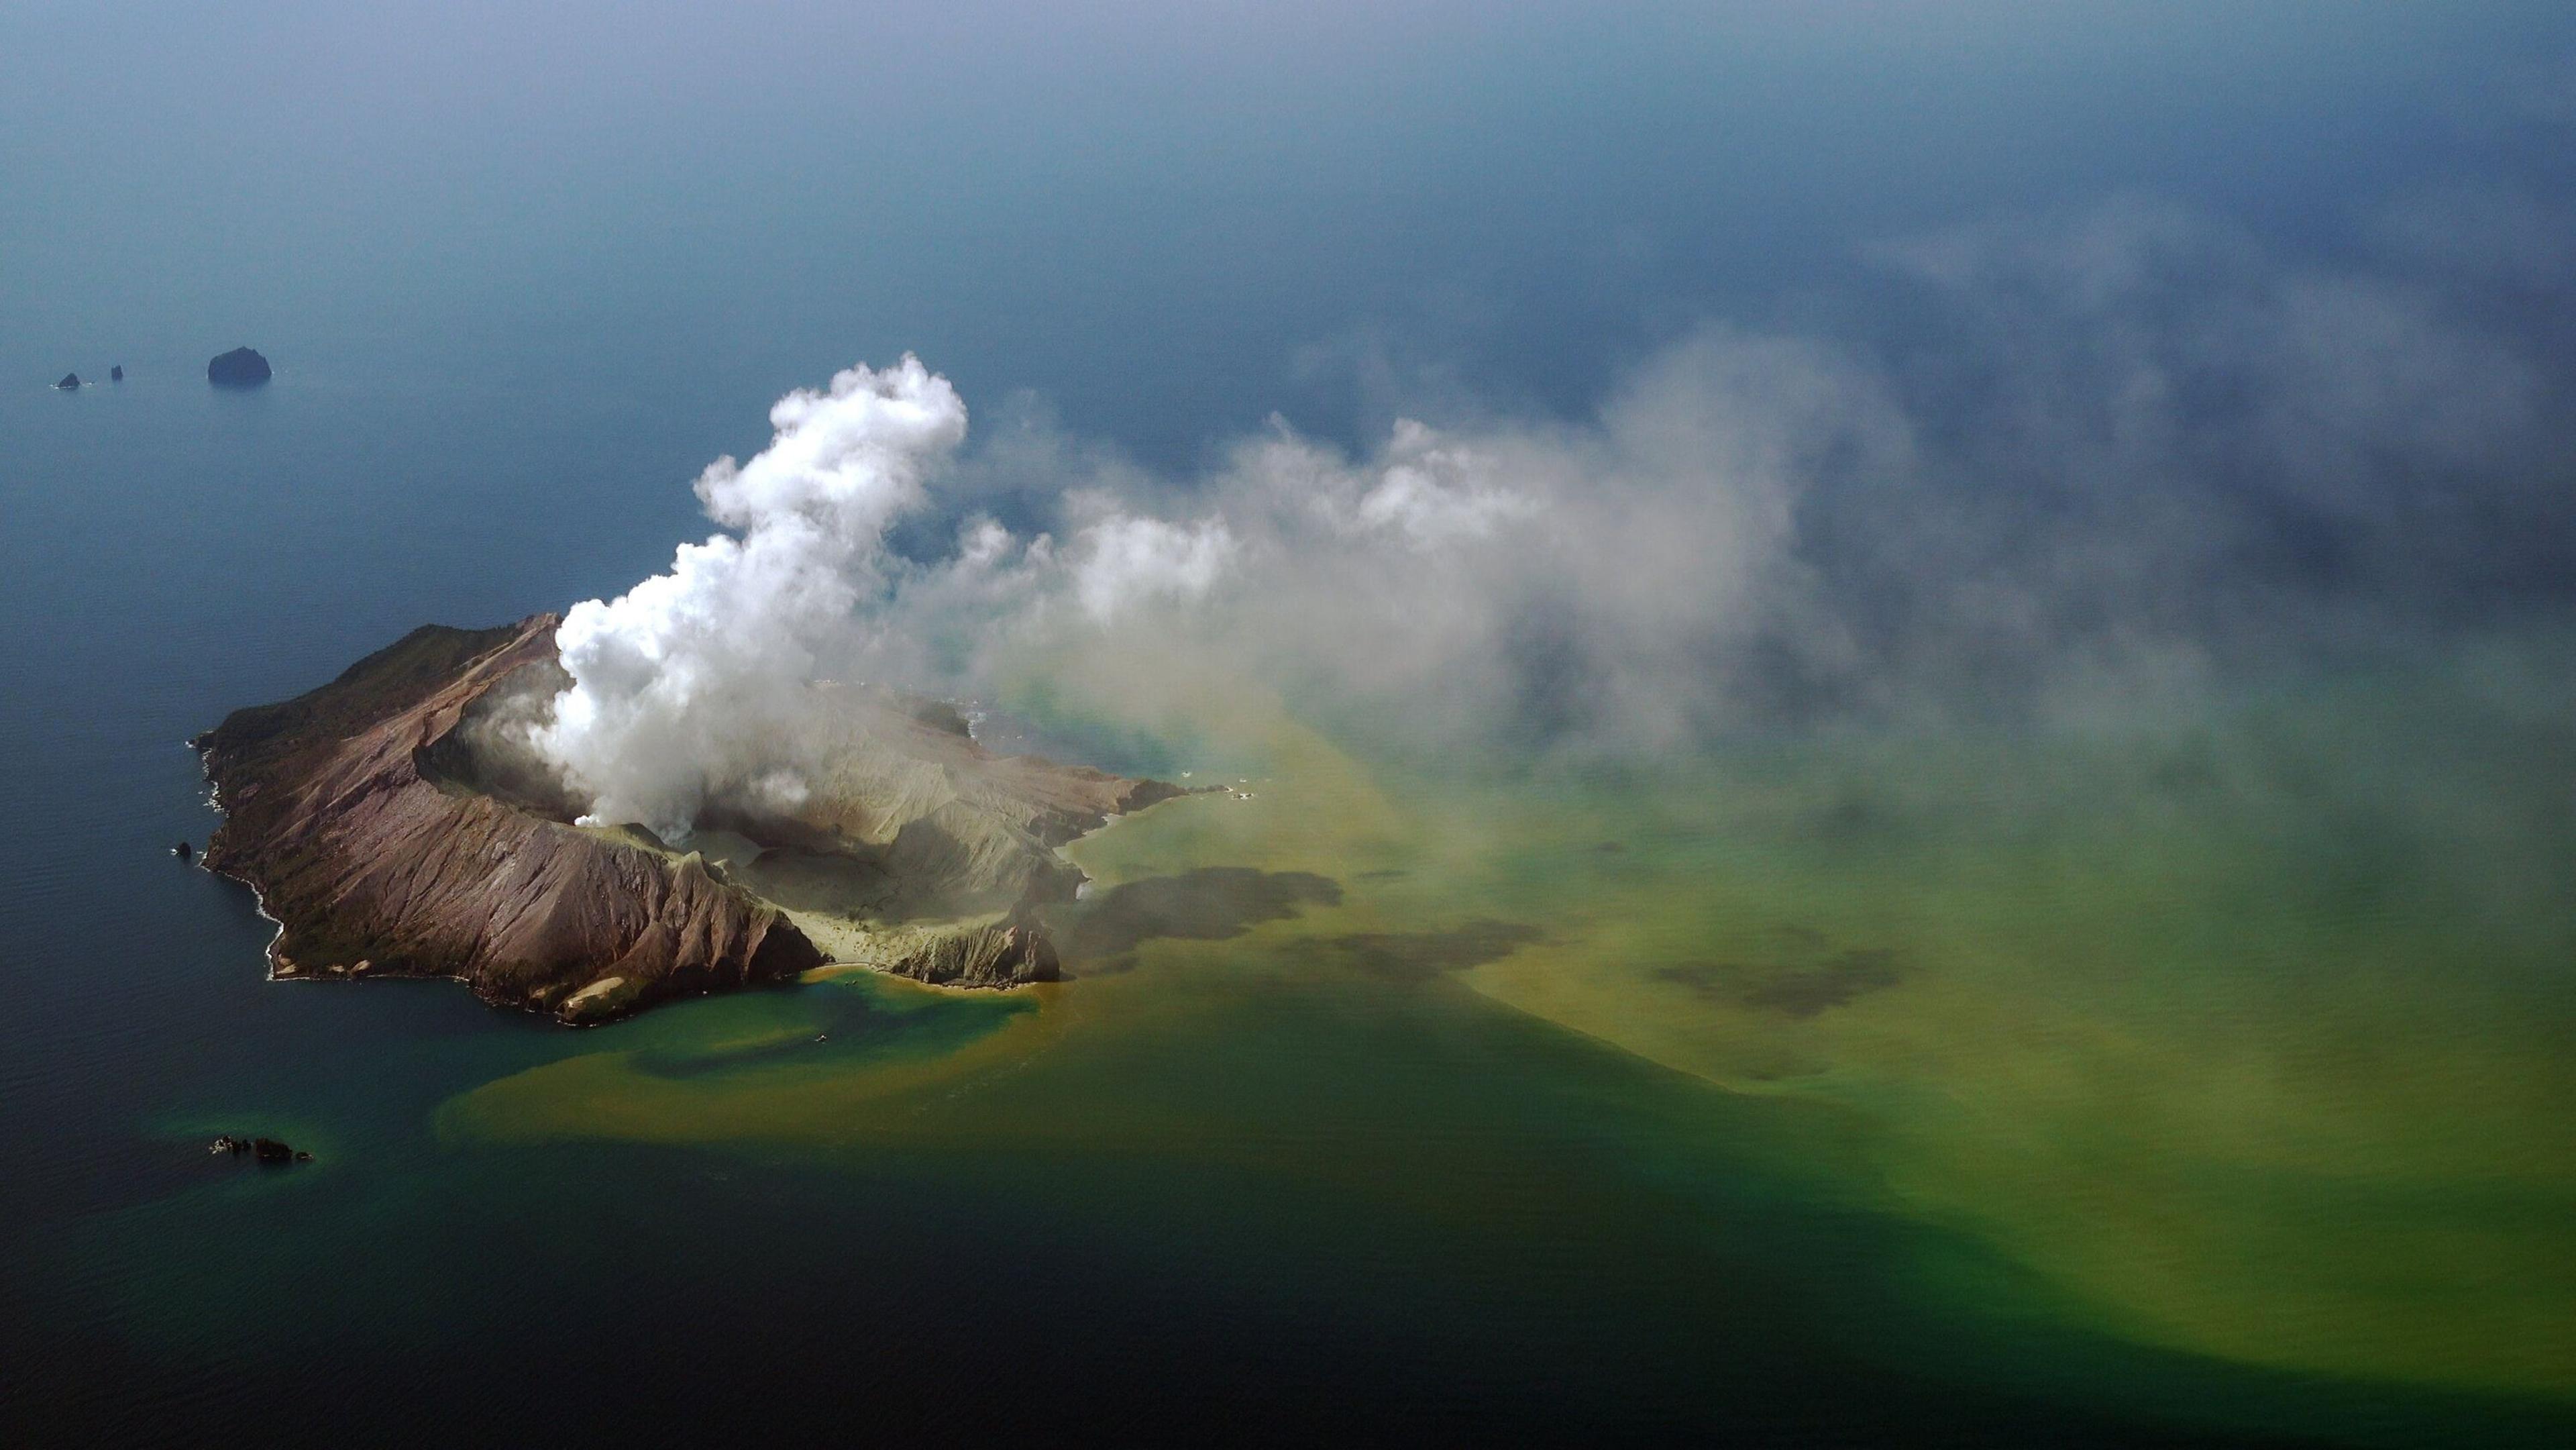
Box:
[197,615,1177,1023]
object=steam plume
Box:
[535,356,965,836]
[531,195,2575,835]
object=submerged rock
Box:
[207,347,271,387]
[55,372,79,390]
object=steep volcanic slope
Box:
[197,617,822,1022]
[197,615,1185,1021]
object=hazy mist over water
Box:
[13,2,2576,460]
[6,4,2576,1446]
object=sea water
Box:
[3,370,2568,1446]
[7,7,2576,1437]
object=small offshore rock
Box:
[174,841,195,862]
[207,347,272,387]
[111,364,124,382]
[56,372,80,390]
[209,1133,310,1165]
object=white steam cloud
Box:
[530,354,1251,835]
[531,195,2574,834]
[1073,515,1236,622]
[536,356,968,835]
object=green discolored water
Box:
[10,630,2571,1446]
[406,632,2576,1442]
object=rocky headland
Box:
[196,615,1183,1023]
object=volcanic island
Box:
[195,615,1184,1023]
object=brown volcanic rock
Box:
[728,682,1190,921]
[197,614,1189,1022]
[196,615,824,1023]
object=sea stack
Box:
[55,372,80,390]
[207,347,271,387]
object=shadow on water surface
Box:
[1053,868,1546,984]
[1311,919,1546,981]
[1054,866,1344,972]
[1654,935,1908,1019]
